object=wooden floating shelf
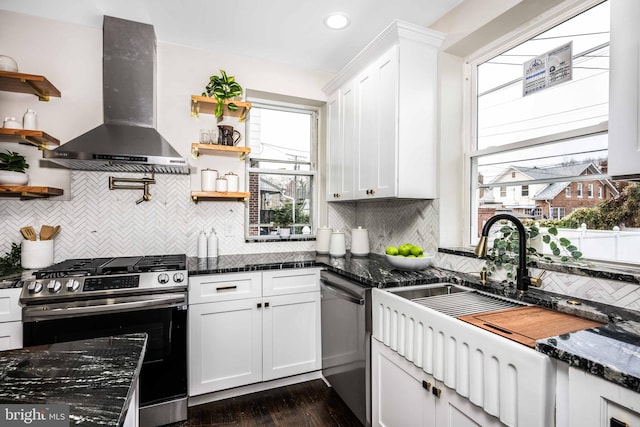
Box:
[191,191,250,202]
[0,70,61,101]
[190,95,252,121]
[0,128,60,149]
[0,185,64,199]
[191,143,251,159]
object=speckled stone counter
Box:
[0,333,147,426]
[536,322,640,392]
[188,251,449,288]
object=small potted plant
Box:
[0,150,29,185]
[202,69,243,120]
[273,203,294,237]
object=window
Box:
[598,186,603,198]
[500,186,507,197]
[466,1,640,264]
[521,185,529,196]
[245,101,317,240]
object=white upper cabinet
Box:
[324,20,444,200]
[609,0,640,179]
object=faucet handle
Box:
[529,270,545,288]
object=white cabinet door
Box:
[355,63,378,199]
[262,291,321,381]
[373,338,432,427]
[326,90,344,200]
[188,298,262,396]
[327,81,356,201]
[609,0,640,178]
[0,321,22,351]
[567,366,640,427]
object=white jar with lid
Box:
[225,172,239,192]
[315,226,332,254]
[329,231,346,257]
[351,226,370,256]
[201,169,218,191]
[215,177,228,192]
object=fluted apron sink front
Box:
[372,284,555,427]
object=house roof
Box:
[490,161,619,200]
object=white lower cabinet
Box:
[372,338,502,427]
[188,268,321,397]
[0,287,22,351]
[563,364,640,427]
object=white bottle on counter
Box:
[207,228,218,257]
[197,231,207,258]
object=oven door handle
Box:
[24,294,186,318]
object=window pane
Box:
[476,1,609,150]
[248,173,313,237]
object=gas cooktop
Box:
[35,254,187,279]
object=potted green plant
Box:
[273,202,295,237]
[483,221,584,285]
[202,69,243,120]
[0,150,29,185]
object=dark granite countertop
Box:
[188,251,640,395]
[0,333,147,426]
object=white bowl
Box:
[0,171,28,185]
[386,253,434,271]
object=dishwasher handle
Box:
[321,280,365,305]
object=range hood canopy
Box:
[44,16,189,175]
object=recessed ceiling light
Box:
[324,13,350,30]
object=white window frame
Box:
[565,186,572,197]
[521,185,529,197]
[598,185,603,198]
[577,183,584,198]
[243,99,319,241]
[588,183,594,198]
[463,0,607,246]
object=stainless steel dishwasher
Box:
[321,270,371,427]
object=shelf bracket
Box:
[191,145,200,159]
[192,195,199,203]
[191,100,200,117]
[22,79,50,101]
[20,192,48,199]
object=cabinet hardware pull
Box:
[370,189,375,195]
[432,387,441,398]
[265,302,270,308]
[216,285,237,291]
[610,418,629,427]
[422,380,431,391]
[257,303,262,309]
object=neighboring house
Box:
[483,161,619,220]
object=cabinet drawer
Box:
[0,321,22,351]
[189,272,261,304]
[0,288,22,323]
[262,268,321,296]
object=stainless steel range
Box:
[19,254,188,427]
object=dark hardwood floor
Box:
[172,379,363,427]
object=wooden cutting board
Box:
[457,306,604,348]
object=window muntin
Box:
[245,104,317,240]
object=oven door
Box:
[22,293,187,413]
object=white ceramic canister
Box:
[21,239,54,269]
[329,230,346,257]
[215,177,228,192]
[225,172,239,192]
[315,226,332,254]
[23,108,37,130]
[201,169,218,191]
[351,226,370,256]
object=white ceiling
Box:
[0,0,462,73]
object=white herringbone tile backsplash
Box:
[1,171,314,261]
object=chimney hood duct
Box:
[44,16,189,174]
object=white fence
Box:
[537,225,640,264]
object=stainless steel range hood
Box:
[44,16,189,174]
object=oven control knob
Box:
[173,272,185,283]
[47,280,62,293]
[66,279,81,292]
[158,273,170,284]
[28,281,43,294]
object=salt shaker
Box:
[23,108,37,130]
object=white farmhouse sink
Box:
[373,284,555,427]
